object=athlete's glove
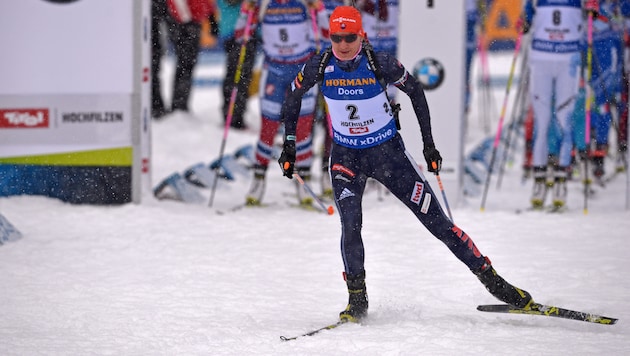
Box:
[278,139,296,178]
[423,144,442,174]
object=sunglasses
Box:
[330,34,359,44]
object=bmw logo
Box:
[413,58,445,91]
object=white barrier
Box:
[0,0,151,204]
[399,1,465,207]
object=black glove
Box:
[423,145,442,174]
[278,140,296,178]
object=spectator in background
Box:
[151,0,169,119]
[219,0,259,130]
[522,0,583,210]
[151,0,215,119]
[242,0,328,207]
[587,0,624,182]
[357,0,398,58]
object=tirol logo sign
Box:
[42,0,81,3]
[0,109,50,128]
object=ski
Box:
[600,167,625,185]
[477,303,617,325]
[280,321,346,341]
[215,202,277,215]
[515,205,568,214]
[515,206,545,214]
[546,205,568,213]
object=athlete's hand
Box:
[278,140,296,178]
[423,144,442,174]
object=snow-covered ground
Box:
[1,47,629,355]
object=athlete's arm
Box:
[377,52,435,147]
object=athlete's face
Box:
[331,32,363,61]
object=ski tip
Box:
[477,304,503,311]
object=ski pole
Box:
[209,8,255,207]
[285,163,334,215]
[480,22,524,212]
[496,37,530,189]
[432,162,453,222]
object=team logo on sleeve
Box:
[413,58,444,91]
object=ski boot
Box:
[615,144,627,173]
[616,153,627,173]
[339,271,368,323]
[592,144,607,185]
[574,150,588,182]
[245,164,267,206]
[592,156,605,186]
[474,257,533,310]
[551,166,568,210]
[530,166,548,209]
